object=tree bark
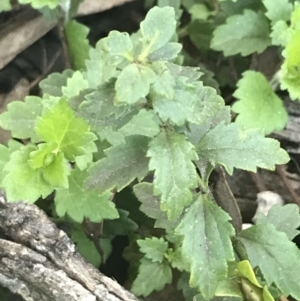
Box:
[0,190,140,301]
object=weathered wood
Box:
[0,191,140,301]
[77,0,136,16]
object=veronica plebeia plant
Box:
[1,4,300,301]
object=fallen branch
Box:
[0,191,140,301]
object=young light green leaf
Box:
[280,31,300,100]
[262,0,292,24]
[0,0,11,12]
[280,62,300,101]
[3,145,53,202]
[237,224,300,300]
[176,194,235,299]
[115,64,156,104]
[147,129,198,220]
[29,140,72,189]
[211,10,270,56]
[132,258,172,297]
[232,71,288,135]
[119,109,160,137]
[140,6,176,55]
[197,123,290,175]
[64,20,91,70]
[101,30,133,63]
[42,152,70,188]
[0,96,43,140]
[62,71,89,99]
[85,136,150,192]
[40,70,74,97]
[55,168,119,223]
[36,98,95,161]
[255,204,300,240]
[133,182,174,229]
[29,142,57,169]
[18,0,59,9]
[137,237,168,263]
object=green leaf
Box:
[29,142,70,188]
[84,47,103,89]
[147,129,198,220]
[197,123,290,175]
[232,71,288,135]
[75,139,98,170]
[140,6,177,55]
[237,260,262,287]
[70,224,102,267]
[137,237,168,263]
[237,224,300,299]
[262,0,292,24]
[85,136,150,192]
[64,20,91,70]
[115,64,156,104]
[3,145,53,202]
[36,98,95,161]
[0,145,10,185]
[101,30,133,63]
[188,19,215,51]
[18,0,59,9]
[40,70,74,97]
[270,21,290,46]
[178,272,200,301]
[153,82,224,126]
[62,71,89,99]
[55,168,119,223]
[84,43,117,88]
[237,261,275,301]
[255,204,300,240]
[158,0,183,20]
[280,61,300,101]
[131,258,172,297]
[148,42,182,62]
[150,61,176,99]
[133,182,174,229]
[166,247,189,271]
[119,109,160,137]
[42,152,70,188]
[176,194,235,299]
[103,209,138,237]
[0,96,43,140]
[78,83,139,144]
[211,10,270,56]
[0,0,12,12]
[29,142,57,169]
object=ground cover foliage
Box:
[1,0,300,301]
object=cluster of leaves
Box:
[160,0,300,136]
[1,2,300,301]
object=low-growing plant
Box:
[1,2,300,301]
